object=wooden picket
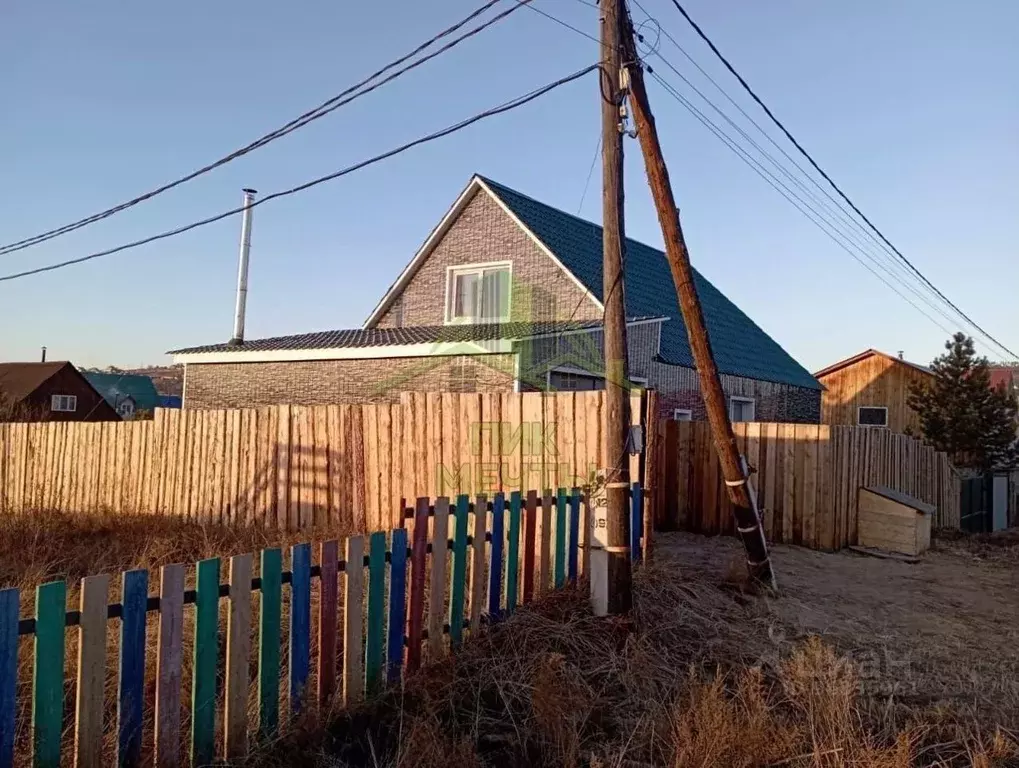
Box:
[0,392,644,536]
[658,421,962,548]
[0,486,643,767]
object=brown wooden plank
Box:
[782,423,797,544]
[317,540,339,707]
[276,405,292,530]
[224,553,252,759]
[801,424,819,548]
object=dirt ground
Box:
[655,530,1019,730]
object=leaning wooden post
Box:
[620,11,776,589]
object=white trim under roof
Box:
[173,339,513,365]
[361,175,603,329]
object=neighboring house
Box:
[0,362,120,422]
[171,175,821,421]
[988,365,1019,436]
[83,372,162,419]
[815,349,933,432]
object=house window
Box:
[728,396,755,422]
[51,394,77,412]
[447,263,510,323]
[117,400,135,418]
[673,409,693,421]
[548,369,604,391]
[858,406,888,427]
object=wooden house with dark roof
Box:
[0,361,120,422]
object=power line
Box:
[0,0,528,257]
[646,68,958,338]
[0,64,598,283]
[640,47,964,332]
[576,134,601,214]
[658,0,1019,361]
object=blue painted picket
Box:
[290,543,312,716]
[0,484,645,768]
[387,528,408,684]
[488,493,505,618]
[118,570,148,768]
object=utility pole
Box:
[619,12,776,589]
[600,0,632,614]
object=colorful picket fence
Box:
[0,486,645,768]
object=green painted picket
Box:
[0,485,644,768]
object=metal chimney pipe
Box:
[40,346,47,363]
[229,188,257,345]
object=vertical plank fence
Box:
[657,421,962,549]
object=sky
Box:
[1,0,1017,373]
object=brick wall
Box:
[374,189,600,327]
[184,354,517,410]
[651,362,821,423]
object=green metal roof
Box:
[83,372,162,411]
[482,177,820,390]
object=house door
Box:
[959,475,990,533]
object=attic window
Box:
[447,263,510,323]
[858,406,888,427]
[51,395,77,412]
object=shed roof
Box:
[863,486,936,516]
[0,361,70,401]
[814,349,932,379]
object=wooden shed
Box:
[857,486,935,556]
[815,349,933,433]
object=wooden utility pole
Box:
[600,0,632,613]
[619,12,776,589]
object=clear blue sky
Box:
[2,0,1016,372]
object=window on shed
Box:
[548,370,604,391]
[673,409,693,421]
[50,394,77,412]
[858,406,888,427]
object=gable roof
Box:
[988,366,1018,392]
[83,372,162,411]
[0,361,71,401]
[814,349,933,380]
[479,177,819,390]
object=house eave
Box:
[172,339,515,365]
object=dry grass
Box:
[237,559,1018,768]
[2,509,354,768]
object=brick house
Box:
[0,361,121,422]
[171,175,821,420]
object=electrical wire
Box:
[0,0,528,257]
[576,135,602,214]
[647,68,958,337]
[657,0,1018,361]
[641,49,964,332]
[0,64,598,283]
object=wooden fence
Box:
[0,391,642,533]
[656,421,961,550]
[0,486,645,768]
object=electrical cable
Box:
[0,64,598,283]
[658,0,1018,361]
[0,0,528,256]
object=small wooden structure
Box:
[857,485,934,556]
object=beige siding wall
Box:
[818,354,931,433]
[184,354,516,409]
[373,190,601,328]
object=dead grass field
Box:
[238,531,1018,768]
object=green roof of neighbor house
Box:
[481,177,821,390]
[83,372,162,411]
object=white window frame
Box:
[728,396,756,422]
[117,399,135,418]
[673,408,693,421]
[444,261,512,325]
[857,405,889,428]
[50,394,77,413]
